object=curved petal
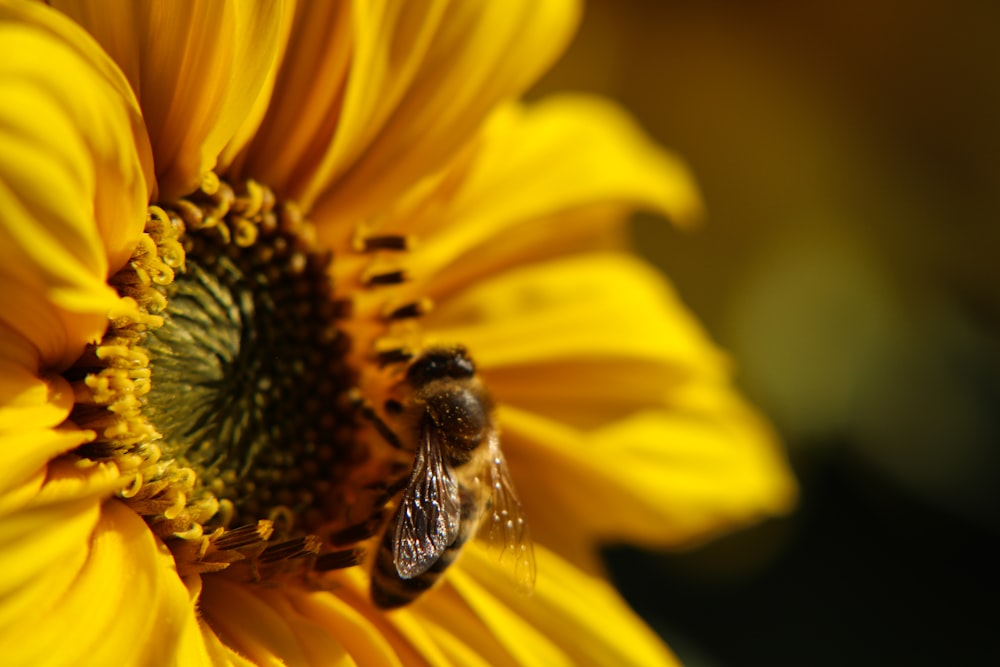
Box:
[283,582,442,667]
[0,1,153,369]
[2,496,208,665]
[325,95,700,305]
[0,459,115,640]
[249,0,579,218]
[0,326,93,496]
[426,253,726,392]
[404,96,702,295]
[197,614,261,667]
[217,1,298,173]
[227,0,405,202]
[53,0,286,199]
[502,400,797,571]
[447,544,679,667]
[201,573,451,667]
[284,549,673,666]
[201,577,333,667]
[437,96,702,231]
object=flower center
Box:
[144,183,359,534]
[68,174,420,579]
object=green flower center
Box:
[145,183,359,535]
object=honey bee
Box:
[369,346,535,609]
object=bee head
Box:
[406,346,476,387]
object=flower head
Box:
[0,1,796,664]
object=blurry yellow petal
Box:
[402,96,701,293]
[448,544,679,667]
[503,397,796,570]
[430,253,715,364]
[446,95,702,229]
[460,256,723,428]
[269,0,579,218]
[4,497,207,666]
[0,1,152,368]
[599,395,797,543]
[54,0,286,198]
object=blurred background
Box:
[534,1,999,665]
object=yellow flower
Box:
[0,1,796,665]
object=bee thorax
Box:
[422,384,490,459]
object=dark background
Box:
[534,1,1000,664]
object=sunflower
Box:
[0,1,796,665]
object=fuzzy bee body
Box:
[369,347,534,609]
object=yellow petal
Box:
[248,0,579,218]
[0,1,152,368]
[404,96,701,294]
[409,576,566,667]
[502,398,796,571]
[0,459,119,636]
[225,0,369,200]
[447,544,680,667]
[0,267,92,499]
[198,614,262,667]
[201,573,453,667]
[279,583,425,667]
[427,253,724,386]
[53,0,286,199]
[204,531,683,666]
[0,424,95,503]
[433,254,722,429]
[263,547,672,667]
[0,327,72,433]
[200,577,329,667]
[447,95,702,228]
[217,1,298,173]
[4,497,208,666]
[318,566,545,666]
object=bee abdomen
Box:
[371,486,480,609]
[371,534,452,608]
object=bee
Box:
[368,346,535,609]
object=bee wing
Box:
[478,433,536,593]
[392,420,461,579]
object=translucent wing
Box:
[478,433,536,593]
[392,419,461,579]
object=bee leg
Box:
[348,388,405,450]
[364,469,411,507]
[326,478,404,548]
[327,515,385,547]
[327,465,410,547]
[314,547,366,572]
